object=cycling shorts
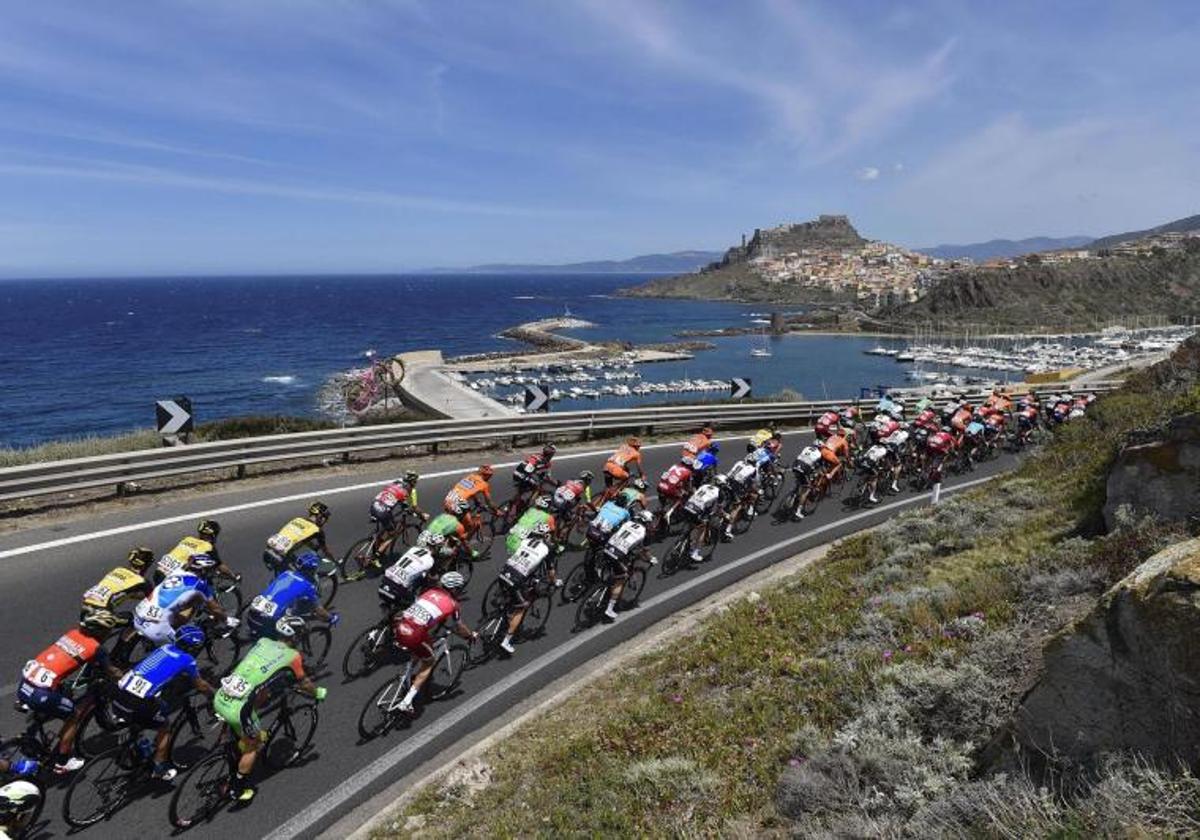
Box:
[133,614,177,647]
[370,501,397,531]
[111,692,170,728]
[393,619,435,661]
[17,681,75,719]
[603,463,629,483]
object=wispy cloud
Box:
[856,166,881,181]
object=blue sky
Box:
[0,0,1197,276]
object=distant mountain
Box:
[438,250,723,275]
[1089,214,1200,251]
[916,236,1093,262]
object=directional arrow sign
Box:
[524,383,550,412]
[156,397,194,435]
[730,377,752,400]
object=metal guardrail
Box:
[0,382,1122,502]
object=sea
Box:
[0,274,1013,448]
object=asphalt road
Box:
[0,432,1012,839]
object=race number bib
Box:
[251,595,278,617]
[157,554,185,575]
[137,603,165,622]
[22,660,56,688]
[220,674,253,700]
[267,532,294,553]
[83,584,113,605]
[118,672,155,699]
[404,603,433,626]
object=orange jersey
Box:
[606,444,642,471]
[23,629,101,691]
[682,433,711,457]
[822,434,849,460]
[444,474,492,509]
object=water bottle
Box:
[135,736,154,760]
[12,758,39,777]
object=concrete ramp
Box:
[397,350,515,419]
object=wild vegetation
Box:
[381,354,1200,838]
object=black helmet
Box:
[308,501,331,522]
[579,470,594,484]
[611,494,628,509]
[542,443,557,458]
[197,519,221,539]
[126,546,154,573]
[404,470,419,484]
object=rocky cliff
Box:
[1013,537,1200,769]
[1104,413,1200,529]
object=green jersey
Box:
[619,488,645,509]
[214,638,303,722]
[506,508,553,554]
[427,514,462,538]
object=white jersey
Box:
[796,446,822,469]
[727,461,758,486]
[384,547,435,591]
[864,444,889,464]
[605,521,646,559]
[883,430,909,449]
[505,538,551,578]
[685,484,721,516]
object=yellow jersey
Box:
[156,536,214,578]
[83,566,148,611]
[266,517,321,558]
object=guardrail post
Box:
[235,464,246,480]
[432,441,440,456]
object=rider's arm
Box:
[192,674,215,698]
[203,596,228,621]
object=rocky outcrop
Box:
[1104,413,1200,529]
[1013,537,1200,769]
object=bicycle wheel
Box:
[203,625,242,675]
[169,748,231,830]
[618,568,647,609]
[517,592,553,641]
[755,474,782,514]
[74,701,127,760]
[317,561,339,607]
[731,505,754,535]
[661,534,690,576]
[559,558,593,604]
[573,582,608,630]
[427,643,468,700]
[472,613,506,665]
[342,622,391,682]
[213,577,243,616]
[342,536,375,580]
[169,706,222,772]
[301,625,333,668]
[61,747,130,828]
[358,673,407,740]
[264,702,318,770]
[479,578,508,619]
[800,483,821,517]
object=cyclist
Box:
[155,520,236,583]
[551,470,594,516]
[586,493,631,549]
[722,454,762,539]
[598,510,656,621]
[127,556,237,650]
[814,411,841,440]
[881,428,910,495]
[656,457,696,526]
[683,475,733,563]
[378,543,441,615]
[212,623,327,802]
[245,553,340,641]
[81,546,154,621]
[110,623,214,781]
[819,430,850,484]
[617,477,649,516]
[602,437,643,498]
[264,502,334,575]
[512,444,557,494]
[365,472,427,563]
[392,572,478,713]
[682,426,714,459]
[419,511,475,561]
[505,495,558,555]
[0,779,42,840]
[788,444,826,520]
[748,425,782,455]
[692,442,720,481]
[496,523,561,655]
[16,610,123,774]
[443,466,499,540]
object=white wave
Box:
[512,295,539,300]
[588,294,611,299]
[262,375,298,385]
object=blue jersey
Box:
[147,574,214,618]
[694,450,719,473]
[117,644,198,700]
[750,447,776,467]
[966,421,986,437]
[594,501,630,532]
[250,571,318,620]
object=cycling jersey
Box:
[214,638,305,741]
[821,434,849,465]
[951,408,974,432]
[247,571,319,637]
[883,430,909,451]
[505,508,555,554]
[393,589,460,658]
[82,567,149,613]
[604,445,642,479]
[727,460,759,489]
[862,444,889,471]
[501,538,552,586]
[551,480,590,511]
[21,629,102,693]
[604,520,646,561]
[266,518,324,561]
[444,474,491,511]
[682,433,712,457]
[116,644,198,704]
[684,484,721,517]
[374,484,410,509]
[133,574,214,646]
[793,445,823,473]
[658,463,693,499]
[379,547,436,607]
[590,501,630,536]
[513,455,551,487]
[618,487,646,510]
[928,431,955,454]
[877,397,904,420]
[156,536,214,579]
[749,446,776,467]
[814,412,840,438]
[425,513,466,541]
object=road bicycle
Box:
[474,576,554,662]
[341,612,402,682]
[573,552,651,629]
[340,508,426,580]
[662,508,727,575]
[356,634,468,740]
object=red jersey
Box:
[23,629,101,691]
[394,588,460,651]
[374,484,409,508]
[657,463,693,499]
[814,412,840,438]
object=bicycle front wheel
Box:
[342,622,391,682]
[301,626,333,669]
[169,748,232,830]
[517,593,553,641]
[573,582,608,630]
[618,568,647,609]
[74,701,126,760]
[342,537,375,580]
[358,674,408,741]
[169,707,222,771]
[427,644,468,700]
[559,558,593,603]
[62,747,130,828]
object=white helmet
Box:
[440,571,466,592]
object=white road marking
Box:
[268,473,998,840]
[0,435,766,560]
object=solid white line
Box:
[0,435,764,560]
[266,472,998,840]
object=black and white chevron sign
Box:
[524,383,550,412]
[730,377,752,400]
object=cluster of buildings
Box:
[980,230,1199,269]
[745,239,952,306]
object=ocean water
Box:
[0,274,1008,448]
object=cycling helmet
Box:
[126,546,154,573]
[80,609,121,637]
[542,443,557,458]
[197,519,221,539]
[680,455,695,468]
[293,551,321,578]
[626,436,641,449]
[478,464,495,479]
[404,470,419,484]
[308,501,331,523]
[637,509,654,525]
[0,779,41,819]
[579,470,594,484]
[274,615,305,639]
[744,453,757,464]
[630,477,647,492]
[419,531,447,548]
[715,474,729,486]
[701,426,714,436]
[611,494,629,509]
[534,495,552,511]
[190,553,219,573]
[532,522,554,538]
[175,624,207,652]
[440,571,466,592]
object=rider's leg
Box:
[401,656,436,708]
[502,599,529,652]
[604,572,628,619]
[55,695,92,758]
